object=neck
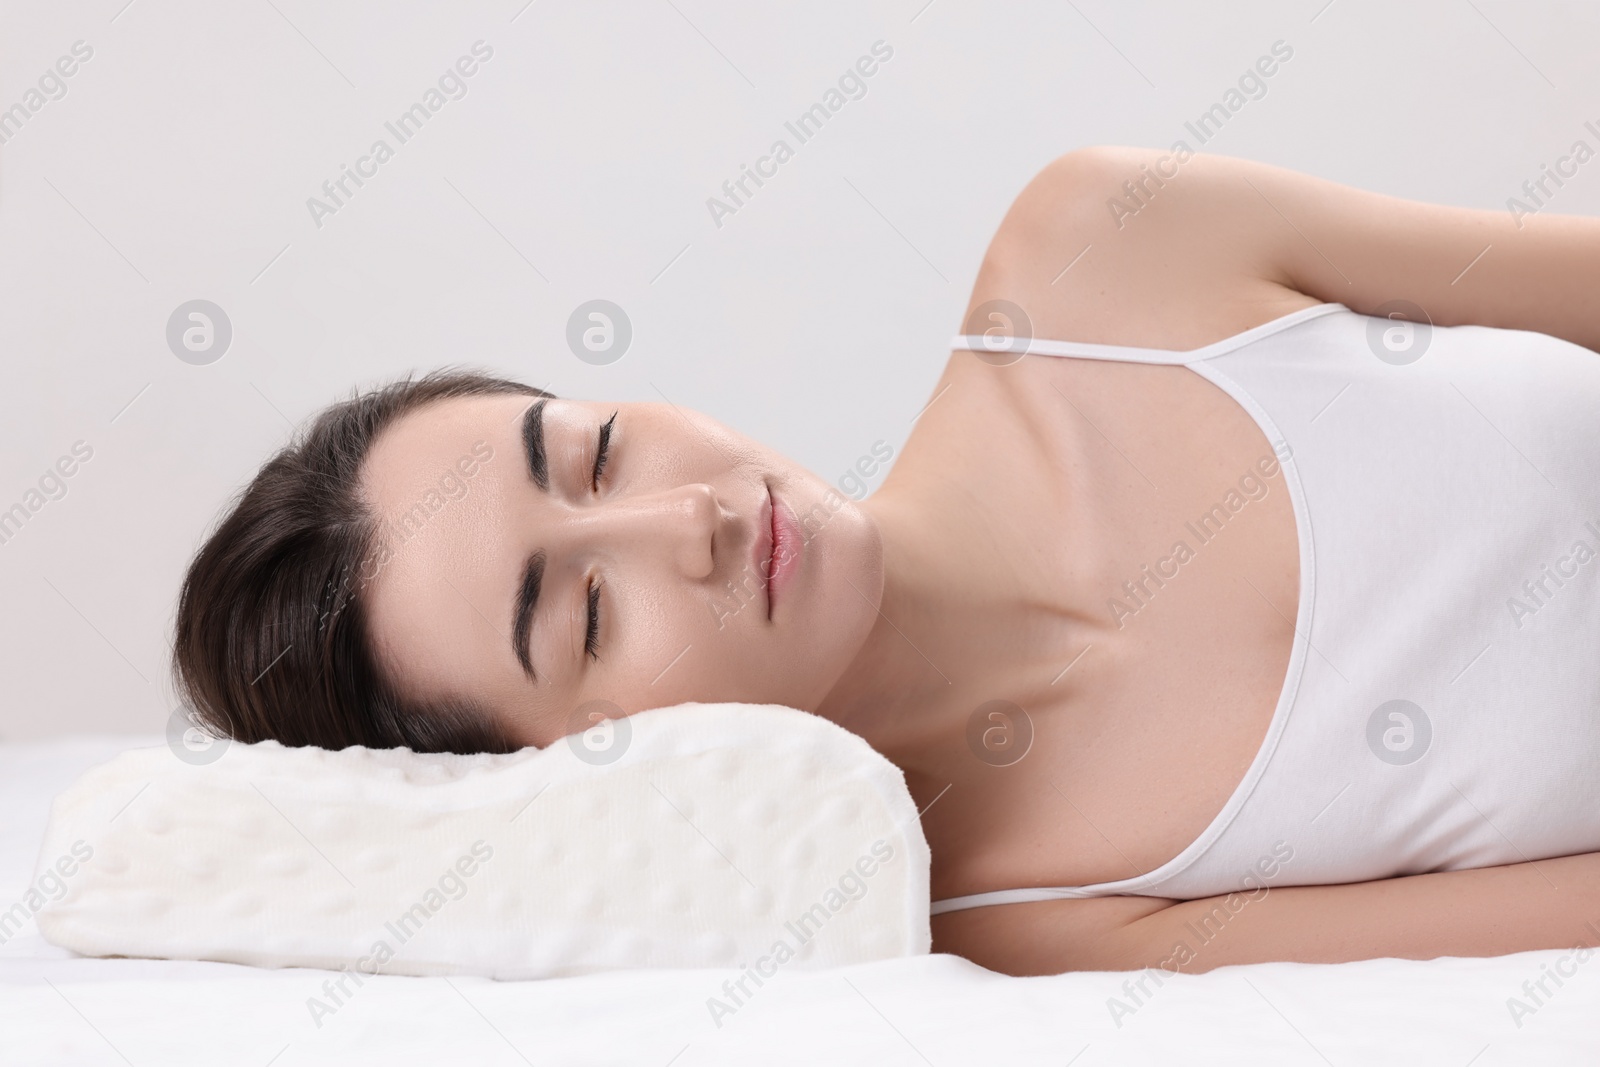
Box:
[806,457,1120,777]
[812,485,1050,772]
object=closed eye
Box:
[583,411,615,664]
[591,411,617,490]
[584,578,602,660]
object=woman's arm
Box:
[987,145,1600,353]
[932,851,1600,976]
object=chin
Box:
[786,492,884,708]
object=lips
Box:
[767,490,803,614]
[754,488,775,618]
[750,485,803,620]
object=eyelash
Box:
[584,579,602,661]
[584,412,616,663]
[591,411,617,490]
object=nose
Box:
[567,483,720,578]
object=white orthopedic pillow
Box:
[34,702,930,979]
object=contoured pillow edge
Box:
[33,701,931,978]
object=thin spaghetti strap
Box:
[950,302,1346,365]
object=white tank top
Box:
[932,302,1600,913]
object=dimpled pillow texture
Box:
[34,702,931,979]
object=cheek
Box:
[631,494,881,713]
[587,582,778,717]
[607,577,769,707]
[793,496,884,690]
[667,408,766,478]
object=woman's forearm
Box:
[1114,849,1600,975]
[933,851,1600,978]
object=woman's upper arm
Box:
[990,145,1600,353]
[933,851,1600,977]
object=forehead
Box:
[356,393,537,709]
[361,393,528,509]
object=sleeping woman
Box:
[172,145,1600,977]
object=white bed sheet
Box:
[3,737,1597,1066]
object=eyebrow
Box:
[522,398,549,492]
[512,551,545,680]
[512,399,551,680]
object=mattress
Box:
[3,736,1596,1066]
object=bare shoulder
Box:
[961,145,1320,354]
[966,143,1600,354]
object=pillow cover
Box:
[33,701,930,979]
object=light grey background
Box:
[2,0,1597,738]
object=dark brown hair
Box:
[172,369,553,754]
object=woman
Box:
[174,145,1600,977]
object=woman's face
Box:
[358,393,884,747]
